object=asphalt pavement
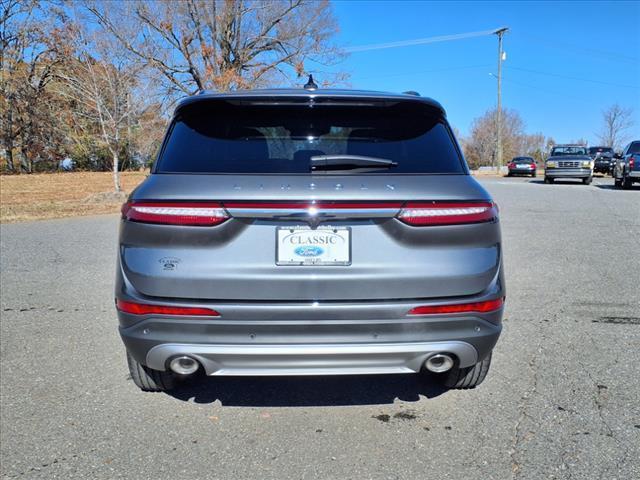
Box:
[1,175,639,480]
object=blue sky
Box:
[330,0,640,143]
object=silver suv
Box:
[116,87,505,392]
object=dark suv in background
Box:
[614,140,640,189]
[116,87,505,392]
[589,146,615,175]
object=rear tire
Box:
[582,176,592,185]
[442,353,492,389]
[623,176,632,189]
[127,351,176,392]
[614,175,622,188]
[531,171,537,177]
[544,176,553,184]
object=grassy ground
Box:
[0,169,530,224]
[0,172,147,223]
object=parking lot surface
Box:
[1,175,639,479]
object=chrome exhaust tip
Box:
[425,354,454,373]
[168,356,199,375]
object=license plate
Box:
[517,165,527,169]
[276,226,351,266]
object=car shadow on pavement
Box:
[528,179,592,186]
[167,373,449,406]
[594,183,639,190]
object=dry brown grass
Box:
[1,169,546,223]
[0,172,147,223]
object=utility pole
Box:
[494,27,508,171]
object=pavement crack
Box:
[593,316,640,325]
[578,359,632,477]
[2,305,96,313]
[510,338,544,478]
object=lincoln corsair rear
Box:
[116,88,505,392]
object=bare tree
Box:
[1,0,66,173]
[55,15,146,192]
[597,104,635,151]
[519,133,547,164]
[464,108,526,169]
[2,0,346,176]
[84,0,346,101]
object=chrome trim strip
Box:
[225,208,401,219]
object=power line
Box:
[352,64,492,81]
[345,27,507,53]
[505,65,640,90]
[520,33,640,65]
[490,73,591,103]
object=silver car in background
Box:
[116,88,505,392]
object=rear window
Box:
[588,147,613,154]
[156,100,465,174]
[628,142,640,154]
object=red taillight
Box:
[122,202,229,226]
[531,163,537,169]
[116,299,220,317]
[397,201,497,226]
[408,298,504,315]
[508,162,515,168]
[630,156,635,168]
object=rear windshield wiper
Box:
[310,155,398,171]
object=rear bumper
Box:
[119,305,503,375]
[545,168,592,178]
[145,341,480,376]
[628,171,640,178]
[593,163,612,172]
[116,246,505,376]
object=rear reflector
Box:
[398,202,497,226]
[116,299,220,317]
[408,298,504,315]
[122,202,229,226]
